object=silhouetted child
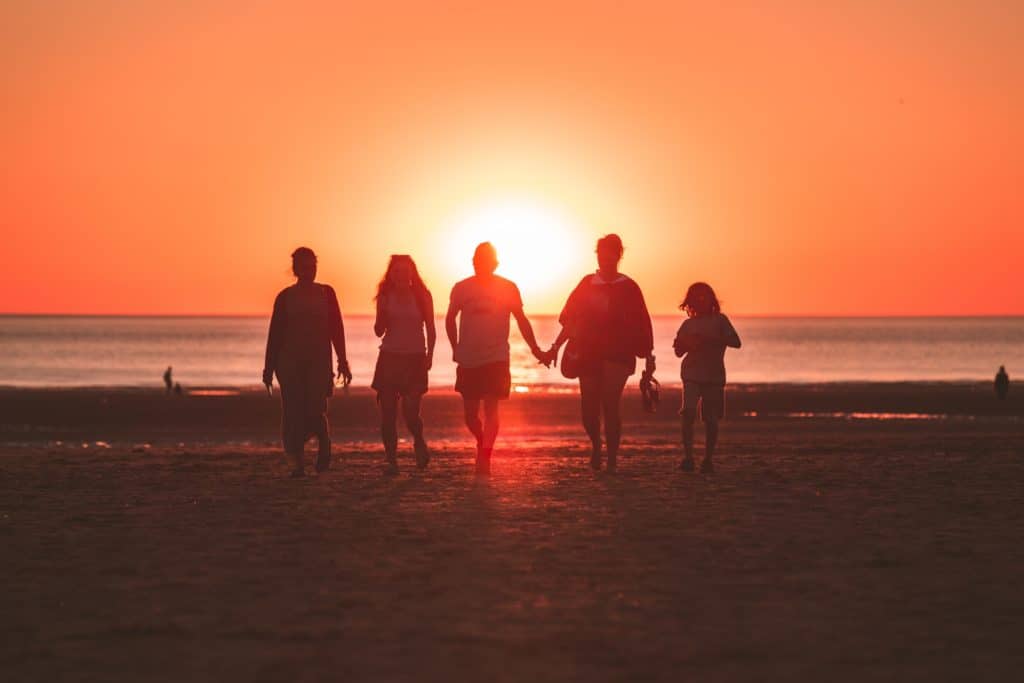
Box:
[995,366,1009,400]
[673,282,741,473]
[163,366,173,394]
[173,382,183,396]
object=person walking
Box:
[673,282,741,474]
[263,247,352,478]
[545,234,654,473]
[372,255,436,474]
[445,242,548,475]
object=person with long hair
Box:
[446,242,549,475]
[673,282,741,473]
[545,234,654,473]
[263,247,352,478]
[372,254,436,474]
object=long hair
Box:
[679,282,721,318]
[375,254,431,318]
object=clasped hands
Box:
[532,345,559,368]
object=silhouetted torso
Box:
[559,272,653,374]
[265,282,343,394]
[675,313,741,385]
[379,292,426,354]
[450,275,522,367]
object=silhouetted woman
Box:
[263,247,352,478]
[546,234,654,472]
[372,255,436,474]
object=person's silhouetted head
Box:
[376,254,431,310]
[596,234,624,273]
[473,242,499,276]
[291,247,317,283]
[680,282,721,318]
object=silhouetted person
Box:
[546,234,654,473]
[163,366,173,394]
[263,247,352,478]
[372,255,436,475]
[995,366,1009,400]
[173,382,183,396]
[446,242,548,475]
[674,282,741,474]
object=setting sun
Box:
[443,199,588,300]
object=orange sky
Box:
[2,1,1021,316]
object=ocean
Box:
[0,315,1021,389]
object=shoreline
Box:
[1,382,1019,448]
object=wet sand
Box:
[1,385,1023,681]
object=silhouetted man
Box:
[163,366,173,394]
[446,242,548,475]
[995,366,1009,400]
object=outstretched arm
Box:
[513,308,549,365]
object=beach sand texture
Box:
[1,385,1022,682]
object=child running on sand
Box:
[673,282,741,473]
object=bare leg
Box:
[403,394,429,468]
[379,391,399,473]
[463,398,483,445]
[313,412,331,472]
[601,369,629,472]
[703,419,719,472]
[482,398,500,450]
[579,374,603,469]
[681,417,696,471]
[280,383,305,476]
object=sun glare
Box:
[444,199,586,303]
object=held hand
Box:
[262,368,274,391]
[337,359,353,387]
[532,347,552,368]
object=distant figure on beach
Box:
[673,282,741,474]
[173,382,183,396]
[163,366,173,394]
[545,234,654,473]
[995,366,1009,400]
[263,247,352,478]
[446,242,549,475]
[373,255,436,474]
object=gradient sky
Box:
[2,1,1021,315]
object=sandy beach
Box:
[1,384,1022,681]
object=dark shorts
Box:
[455,361,511,400]
[372,351,428,397]
[681,382,725,422]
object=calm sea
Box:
[0,316,1021,388]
